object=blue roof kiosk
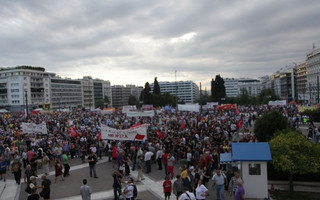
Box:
[232,142,272,199]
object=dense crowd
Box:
[0,104,303,200]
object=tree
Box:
[128,95,138,106]
[153,77,161,95]
[258,88,279,104]
[211,75,226,103]
[238,88,250,105]
[95,99,104,109]
[253,110,289,142]
[142,82,152,104]
[270,130,320,193]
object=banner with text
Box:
[126,110,154,117]
[21,122,48,135]
[178,104,200,112]
[268,100,287,106]
[100,124,147,141]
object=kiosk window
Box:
[249,163,261,175]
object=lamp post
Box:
[25,90,28,119]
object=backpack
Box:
[12,162,19,172]
[133,184,138,198]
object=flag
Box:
[156,130,164,139]
[97,130,102,141]
[68,125,77,138]
[16,131,20,137]
[180,118,186,130]
[236,118,243,129]
[135,133,145,140]
[130,122,141,129]
[235,107,240,115]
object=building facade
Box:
[306,46,320,104]
[150,81,200,103]
[0,66,55,111]
[111,85,131,108]
[296,62,307,103]
[50,78,83,110]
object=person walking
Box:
[156,148,163,170]
[62,151,70,177]
[11,156,22,184]
[144,150,154,174]
[173,175,184,200]
[87,151,98,178]
[167,153,175,179]
[54,160,64,183]
[112,170,124,200]
[234,179,246,200]
[0,157,7,182]
[39,174,51,200]
[229,170,243,198]
[136,155,145,182]
[211,169,227,200]
[195,179,208,200]
[80,179,92,200]
[123,177,135,200]
[179,186,196,200]
[163,176,172,200]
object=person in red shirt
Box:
[162,151,168,176]
[163,176,172,200]
[112,144,117,169]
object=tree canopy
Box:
[153,77,161,95]
[258,88,279,104]
[211,75,226,103]
[141,82,152,104]
[253,110,289,142]
[128,95,139,106]
[270,130,320,192]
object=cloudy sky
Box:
[1,0,320,88]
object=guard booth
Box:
[231,142,272,199]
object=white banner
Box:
[203,102,219,110]
[268,100,287,106]
[178,103,200,112]
[101,124,147,141]
[126,110,154,117]
[21,122,47,134]
[122,105,137,113]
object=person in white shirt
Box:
[156,148,163,170]
[123,178,134,200]
[195,179,208,200]
[179,187,196,200]
[144,150,154,173]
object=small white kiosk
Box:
[231,142,272,199]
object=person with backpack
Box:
[11,155,22,184]
[211,169,228,200]
[123,177,136,200]
[179,186,196,200]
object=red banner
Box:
[68,125,78,138]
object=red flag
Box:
[156,130,164,139]
[16,131,20,137]
[236,118,243,129]
[135,133,145,140]
[180,119,186,130]
[97,130,102,141]
[68,125,77,138]
[130,122,141,129]
[235,107,240,115]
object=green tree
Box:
[270,130,320,193]
[104,96,110,106]
[258,88,279,104]
[128,95,139,106]
[95,99,104,109]
[211,75,226,103]
[238,88,250,105]
[254,110,289,142]
[153,77,161,95]
[142,82,152,104]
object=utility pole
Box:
[175,70,178,102]
[25,90,28,119]
[317,76,319,104]
[200,82,202,114]
[309,82,312,105]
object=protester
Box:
[28,188,40,200]
[112,170,124,200]
[62,151,70,177]
[195,179,208,200]
[0,157,7,182]
[179,186,196,200]
[80,179,92,200]
[167,152,175,179]
[173,175,184,200]
[144,149,154,174]
[87,151,98,178]
[234,179,246,200]
[211,169,227,200]
[54,160,64,183]
[136,155,145,182]
[123,177,135,200]
[229,170,243,197]
[39,174,51,200]
[11,155,22,184]
[163,176,172,200]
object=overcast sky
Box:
[1,0,320,88]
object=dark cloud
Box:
[0,0,320,88]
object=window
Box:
[248,163,261,175]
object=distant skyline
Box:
[1,0,320,88]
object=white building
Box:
[150,81,200,103]
[225,78,263,97]
[0,66,55,111]
[224,78,239,97]
[306,46,320,104]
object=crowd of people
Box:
[0,103,303,200]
